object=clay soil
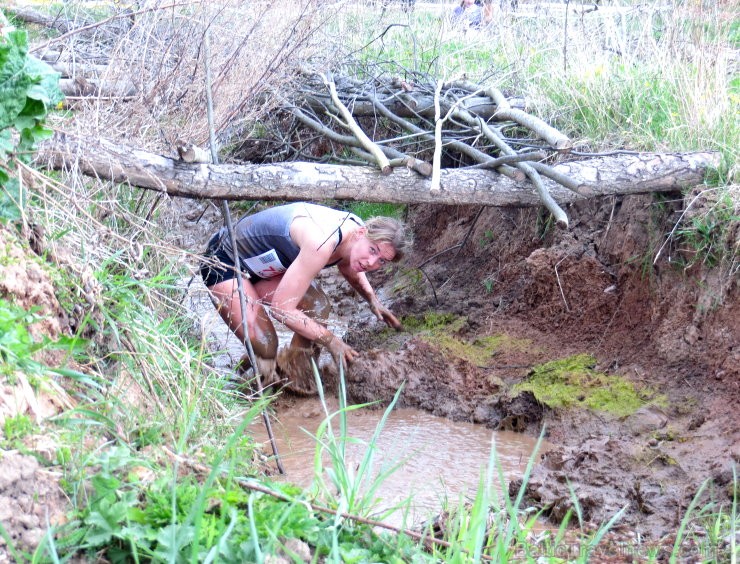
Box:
[323,194,739,541]
[1,191,737,558]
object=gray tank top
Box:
[217,203,363,280]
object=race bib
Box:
[242,249,286,279]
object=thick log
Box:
[39,132,719,207]
[305,93,527,122]
[58,77,137,97]
[5,6,89,35]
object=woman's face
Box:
[348,230,396,273]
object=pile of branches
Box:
[239,69,579,226]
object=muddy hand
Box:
[325,335,359,366]
[371,300,402,330]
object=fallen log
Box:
[58,77,137,97]
[38,132,719,209]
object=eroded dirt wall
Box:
[338,194,738,537]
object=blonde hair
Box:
[364,216,412,262]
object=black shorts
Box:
[199,233,250,287]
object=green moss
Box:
[396,313,533,366]
[401,312,464,333]
[513,354,664,417]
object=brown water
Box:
[253,396,543,525]
[186,274,543,525]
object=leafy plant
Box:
[482,277,495,293]
[0,26,63,222]
[2,413,34,443]
[0,298,82,380]
[677,190,739,269]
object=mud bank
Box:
[332,194,738,538]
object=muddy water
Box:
[186,274,542,525]
[253,396,542,525]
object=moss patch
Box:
[513,354,663,417]
[401,312,465,333]
[395,313,532,366]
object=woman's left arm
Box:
[338,263,402,330]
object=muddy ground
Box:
[320,193,739,540]
[1,189,737,557]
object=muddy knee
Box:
[297,281,331,322]
[250,308,278,359]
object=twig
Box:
[486,87,571,150]
[467,150,547,170]
[474,116,569,228]
[204,30,284,475]
[417,244,463,269]
[431,79,444,192]
[30,1,200,54]
[528,162,593,196]
[289,106,431,175]
[653,188,717,265]
[563,0,571,73]
[368,92,525,181]
[454,205,486,259]
[417,266,439,306]
[600,196,617,250]
[416,206,487,268]
[554,255,570,312]
[478,364,533,370]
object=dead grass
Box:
[42,1,329,152]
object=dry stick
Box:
[30,1,199,54]
[322,74,391,175]
[310,77,521,177]
[367,92,524,182]
[217,0,329,134]
[528,161,593,196]
[467,150,548,169]
[554,255,570,312]
[473,115,569,228]
[348,149,432,177]
[485,87,571,151]
[381,84,527,179]
[203,31,284,475]
[289,107,432,176]
[431,78,444,192]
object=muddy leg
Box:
[291,280,332,350]
[277,281,332,394]
[207,277,279,386]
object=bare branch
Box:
[322,74,392,174]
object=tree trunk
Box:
[39,132,719,208]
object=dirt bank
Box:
[1,189,736,549]
[329,193,738,539]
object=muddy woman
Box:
[199,202,411,390]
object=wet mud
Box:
[182,194,738,539]
[1,189,737,550]
[332,196,738,539]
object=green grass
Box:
[346,201,406,220]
